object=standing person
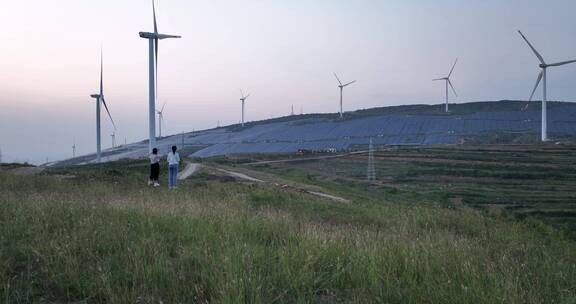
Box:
[167,145,180,189]
[149,148,161,187]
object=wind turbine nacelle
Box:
[90,94,100,99]
[139,32,157,39]
[139,32,181,40]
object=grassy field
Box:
[240,145,576,236]
[1,151,576,303]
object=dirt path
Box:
[216,169,265,183]
[175,161,350,204]
[307,191,350,203]
[178,162,203,180]
[217,167,350,203]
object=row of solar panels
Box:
[180,106,576,157]
[52,103,576,165]
[190,134,461,158]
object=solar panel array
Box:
[50,102,576,166]
[185,105,576,157]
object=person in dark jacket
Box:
[148,148,161,187]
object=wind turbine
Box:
[72,138,76,158]
[433,58,458,113]
[334,73,356,119]
[518,30,576,142]
[240,90,250,127]
[156,102,166,137]
[111,133,116,148]
[90,50,115,163]
[139,0,181,153]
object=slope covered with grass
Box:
[1,160,575,303]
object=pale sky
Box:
[1,0,576,164]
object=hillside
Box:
[51,100,576,166]
[2,145,576,302]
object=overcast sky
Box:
[1,0,576,164]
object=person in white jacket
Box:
[167,145,180,189]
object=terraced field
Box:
[239,145,576,236]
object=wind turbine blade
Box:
[343,80,356,87]
[333,73,342,85]
[245,93,251,99]
[161,102,166,112]
[157,34,182,39]
[448,79,458,97]
[547,59,576,67]
[518,30,545,64]
[432,78,445,81]
[152,0,158,34]
[101,97,116,129]
[528,70,543,102]
[448,58,458,78]
[240,89,245,98]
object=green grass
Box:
[1,155,576,303]
[239,145,576,237]
[0,163,35,170]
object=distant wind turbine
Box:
[334,73,356,119]
[90,50,115,163]
[433,58,458,113]
[518,30,576,142]
[72,138,76,158]
[240,89,250,127]
[139,0,181,153]
[157,102,166,137]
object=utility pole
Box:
[367,138,376,182]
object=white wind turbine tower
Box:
[240,90,250,127]
[518,30,576,142]
[156,102,166,137]
[139,0,181,153]
[433,58,458,113]
[111,133,116,148]
[72,138,76,158]
[90,50,116,163]
[334,73,356,119]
